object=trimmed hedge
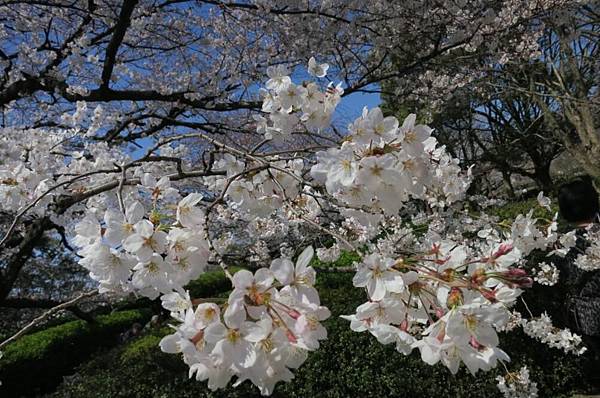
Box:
[50,272,600,398]
[310,250,361,270]
[0,309,151,397]
[185,266,242,299]
[0,267,242,397]
[487,197,559,223]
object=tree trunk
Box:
[533,162,554,193]
[502,171,516,199]
[0,217,51,303]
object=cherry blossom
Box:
[2,59,593,396]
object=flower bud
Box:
[502,268,533,288]
[492,243,513,259]
[399,319,409,331]
[286,329,297,343]
[435,308,446,319]
[506,268,527,277]
[481,288,497,303]
[518,277,533,288]
[288,309,301,320]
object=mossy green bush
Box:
[0,309,151,397]
[185,266,242,299]
[487,198,559,223]
[310,249,360,270]
[0,267,244,397]
[50,272,599,398]
[120,332,166,364]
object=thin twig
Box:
[0,290,98,350]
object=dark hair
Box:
[558,178,599,223]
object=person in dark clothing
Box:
[558,178,600,227]
[556,178,600,356]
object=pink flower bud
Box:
[492,243,513,259]
[288,309,301,320]
[518,277,534,289]
[502,268,533,288]
[507,268,527,277]
[286,330,297,343]
[469,336,481,349]
[481,289,497,303]
[399,319,409,331]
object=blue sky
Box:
[336,90,381,126]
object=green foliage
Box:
[0,309,151,397]
[185,266,242,299]
[50,274,599,398]
[120,331,169,364]
[310,250,360,270]
[487,198,558,223]
[0,267,243,397]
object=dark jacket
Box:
[555,224,600,336]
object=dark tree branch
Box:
[0,217,53,302]
[100,0,139,89]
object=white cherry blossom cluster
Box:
[73,191,209,299]
[159,247,328,396]
[331,191,588,379]
[316,245,342,263]
[496,366,539,398]
[342,242,526,376]
[204,155,316,220]
[0,128,72,212]
[522,312,586,355]
[573,225,600,271]
[309,109,471,234]
[509,210,562,256]
[0,126,136,220]
[501,193,577,260]
[258,59,341,141]
[246,70,588,384]
[2,63,594,396]
[532,262,559,286]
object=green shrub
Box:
[0,309,151,397]
[50,274,599,398]
[0,266,246,397]
[311,250,360,269]
[120,329,170,364]
[185,266,242,299]
[488,198,558,223]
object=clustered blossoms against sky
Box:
[64,66,587,396]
